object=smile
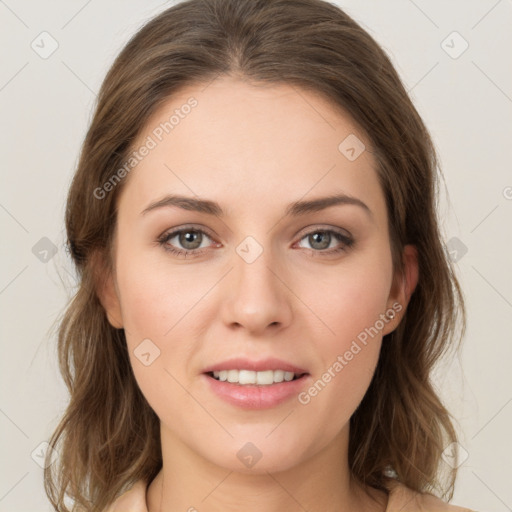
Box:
[208,369,304,385]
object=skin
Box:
[99,75,418,512]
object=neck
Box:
[146,423,387,512]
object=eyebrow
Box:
[141,193,373,219]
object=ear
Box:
[93,251,124,330]
[382,244,419,336]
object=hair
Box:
[44,0,466,510]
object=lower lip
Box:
[202,373,310,410]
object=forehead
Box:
[120,76,385,223]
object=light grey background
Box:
[1,1,511,511]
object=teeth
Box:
[211,369,298,385]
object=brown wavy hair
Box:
[44,0,466,510]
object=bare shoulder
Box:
[386,480,478,512]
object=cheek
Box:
[295,257,391,420]
[305,257,392,352]
[116,254,203,341]
[299,303,383,439]
[114,251,211,410]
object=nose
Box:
[220,241,293,336]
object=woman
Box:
[44,0,475,511]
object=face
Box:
[100,76,416,474]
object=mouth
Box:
[202,367,311,409]
[205,369,309,386]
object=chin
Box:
[200,429,313,475]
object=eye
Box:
[157,225,354,258]
[157,226,218,257]
[295,228,354,255]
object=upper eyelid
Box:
[295,224,351,238]
[162,224,216,239]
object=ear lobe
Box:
[382,244,419,336]
[93,252,124,330]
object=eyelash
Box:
[157,225,354,259]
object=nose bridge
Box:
[221,234,292,333]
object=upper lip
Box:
[202,357,309,375]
